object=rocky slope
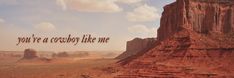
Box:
[116,0,234,78]
[115,38,156,60]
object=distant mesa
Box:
[115,38,156,60]
[52,52,69,57]
[19,48,52,63]
[22,49,38,59]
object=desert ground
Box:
[0,51,121,78]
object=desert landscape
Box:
[1,0,234,78]
[0,50,121,78]
[115,0,234,78]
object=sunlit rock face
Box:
[116,38,156,60]
[116,0,234,78]
[158,0,234,41]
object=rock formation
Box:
[116,0,234,78]
[53,52,69,57]
[23,49,38,59]
[115,38,156,60]
[158,0,234,41]
[19,49,52,63]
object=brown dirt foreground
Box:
[0,57,120,78]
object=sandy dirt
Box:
[0,51,121,78]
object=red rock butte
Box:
[158,0,234,41]
[23,49,38,59]
[115,38,156,60]
[116,0,234,78]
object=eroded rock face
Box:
[158,0,234,41]
[23,49,38,59]
[116,0,234,78]
[115,38,156,59]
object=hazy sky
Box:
[0,0,175,52]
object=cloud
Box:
[117,0,143,4]
[0,18,5,23]
[127,4,160,22]
[128,24,157,37]
[56,0,122,13]
[34,22,56,32]
[56,0,67,10]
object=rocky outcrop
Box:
[115,38,156,59]
[52,52,69,57]
[158,0,234,41]
[23,49,38,59]
[116,0,234,78]
[19,49,52,63]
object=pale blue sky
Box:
[0,0,175,51]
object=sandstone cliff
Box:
[115,38,156,60]
[116,0,234,78]
[158,0,234,41]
